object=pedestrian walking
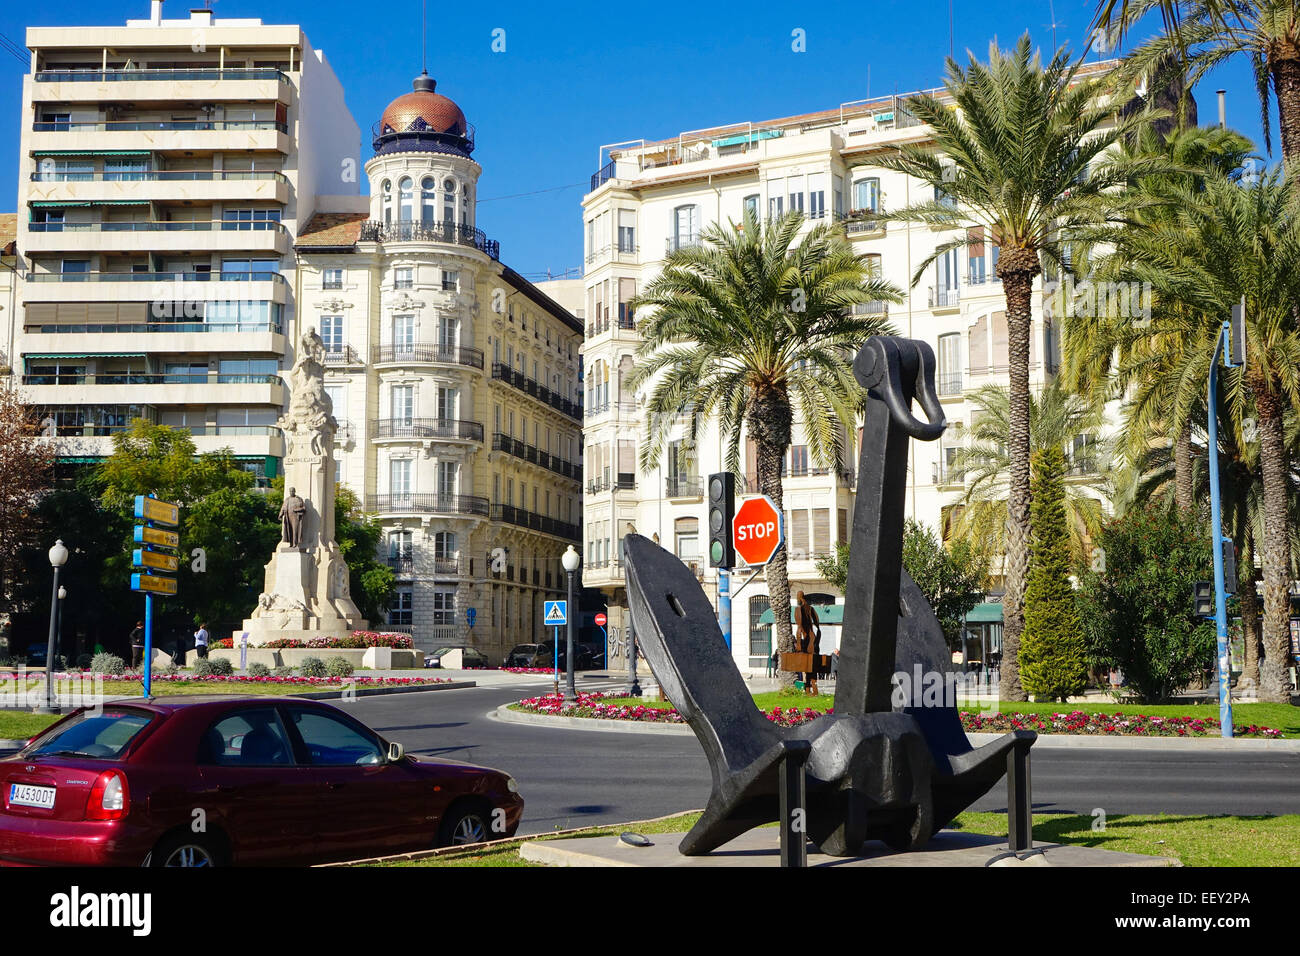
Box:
[129,621,145,670]
[194,622,209,660]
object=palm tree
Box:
[1115,1,1300,163]
[949,383,1109,572]
[628,209,901,687]
[872,35,1163,700]
[1116,168,1300,701]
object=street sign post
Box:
[130,494,180,699]
[594,612,607,627]
[544,601,567,695]
[732,495,785,567]
[466,607,477,629]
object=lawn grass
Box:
[382,809,1298,867]
[574,691,1300,737]
[0,711,62,740]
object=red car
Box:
[0,695,524,866]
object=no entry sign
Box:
[732,495,784,566]
[595,613,607,627]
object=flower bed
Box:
[512,694,1284,738]
[502,667,555,675]
[210,633,413,650]
[0,671,450,687]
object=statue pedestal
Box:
[239,543,367,645]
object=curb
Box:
[495,705,1300,750]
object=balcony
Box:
[373,343,484,370]
[839,212,887,237]
[322,346,364,368]
[932,462,962,486]
[665,235,702,255]
[386,553,414,575]
[358,220,499,260]
[666,475,703,498]
[492,433,580,482]
[29,169,290,205]
[24,220,290,255]
[1067,457,1099,476]
[586,310,638,338]
[590,159,617,192]
[936,373,963,397]
[490,504,579,541]
[21,373,284,407]
[32,68,291,105]
[367,494,490,518]
[741,467,855,492]
[370,419,484,442]
[848,301,890,318]
[29,120,291,156]
[23,271,289,307]
[928,286,961,311]
[491,362,581,421]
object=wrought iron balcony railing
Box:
[666,475,703,498]
[370,418,484,442]
[358,220,499,260]
[492,432,580,481]
[490,362,581,420]
[34,67,288,83]
[368,494,490,517]
[490,504,580,541]
[372,343,484,369]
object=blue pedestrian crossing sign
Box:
[544,600,567,626]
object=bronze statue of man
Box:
[280,486,306,549]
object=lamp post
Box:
[622,537,642,697]
[36,540,68,715]
[1207,317,1237,738]
[56,586,66,666]
[561,545,580,703]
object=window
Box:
[671,205,699,251]
[443,179,456,223]
[789,444,809,476]
[808,172,826,218]
[104,158,148,182]
[936,247,960,293]
[853,177,880,213]
[743,193,759,222]
[394,267,413,289]
[221,257,278,279]
[617,209,636,252]
[787,174,805,214]
[391,385,414,424]
[36,159,92,182]
[389,587,413,625]
[436,386,457,421]
[832,174,844,217]
[217,358,277,383]
[937,333,961,395]
[421,176,436,225]
[432,589,456,626]
[398,176,414,222]
[32,209,65,233]
[433,531,456,561]
[198,709,292,766]
[437,460,458,498]
[441,270,459,292]
[320,315,344,353]
[221,209,281,231]
[381,179,392,224]
[287,708,383,766]
[390,457,413,499]
[934,182,958,210]
[322,268,343,289]
[324,384,345,418]
[392,314,414,349]
[675,517,699,561]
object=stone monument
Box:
[237,327,367,643]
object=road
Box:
[348,678,1300,836]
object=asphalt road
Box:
[347,679,1300,836]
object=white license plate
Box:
[8,783,57,809]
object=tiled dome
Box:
[379,73,467,137]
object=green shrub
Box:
[248,662,271,677]
[75,653,93,670]
[207,657,234,676]
[299,656,328,678]
[272,665,295,677]
[325,656,354,678]
[1019,447,1089,702]
[191,658,217,677]
[91,653,126,676]
[160,660,180,676]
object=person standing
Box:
[795,592,821,696]
[193,622,209,660]
[129,621,145,670]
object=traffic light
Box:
[1222,538,1237,594]
[707,472,736,568]
[1193,581,1213,617]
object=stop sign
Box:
[594,613,607,627]
[732,495,784,566]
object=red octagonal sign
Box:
[733,495,785,566]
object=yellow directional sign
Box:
[134,525,180,548]
[131,573,178,596]
[134,495,179,527]
[133,549,179,572]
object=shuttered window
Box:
[812,508,830,556]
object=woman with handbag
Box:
[795,592,821,696]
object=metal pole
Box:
[1207,322,1234,738]
[718,568,732,650]
[552,624,559,698]
[143,593,154,699]
[564,570,577,702]
[36,566,61,714]
[626,606,641,697]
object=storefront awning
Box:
[965,602,1004,624]
[25,352,146,359]
[759,604,845,626]
[32,150,151,156]
[31,201,91,207]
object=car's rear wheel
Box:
[148,833,223,867]
[439,803,491,847]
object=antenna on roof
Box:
[422,0,427,74]
[1046,0,1065,51]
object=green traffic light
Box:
[711,540,724,564]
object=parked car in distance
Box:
[531,641,594,671]
[424,646,490,669]
[0,696,524,866]
[504,644,541,668]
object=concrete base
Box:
[519,828,1180,868]
[197,647,424,670]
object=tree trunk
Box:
[997,252,1038,703]
[1240,526,1261,690]
[757,437,794,690]
[1252,383,1294,703]
[1271,55,1300,167]
[1174,421,1194,511]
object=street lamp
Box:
[36,540,68,715]
[56,586,66,667]
[622,536,642,697]
[561,545,580,703]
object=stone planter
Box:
[195,647,423,670]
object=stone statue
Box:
[280,486,306,549]
[623,336,1036,861]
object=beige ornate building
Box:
[293,73,583,657]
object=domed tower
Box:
[365,71,487,248]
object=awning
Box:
[711,129,783,148]
[90,200,152,206]
[25,352,146,359]
[759,604,845,626]
[32,150,152,156]
[31,201,91,207]
[56,457,106,464]
[965,602,1004,624]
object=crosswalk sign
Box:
[544,600,567,626]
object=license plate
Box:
[8,783,57,809]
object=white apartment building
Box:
[292,73,584,657]
[11,2,360,483]
[582,63,1121,676]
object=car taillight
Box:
[85,770,130,821]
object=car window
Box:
[199,709,293,766]
[287,709,384,766]
[25,709,154,760]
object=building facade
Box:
[11,3,360,483]
[581,65,1121,676]
[292,73,584,658]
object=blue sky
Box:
[0,0,1275,276]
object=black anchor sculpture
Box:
[623,335,1036,858]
